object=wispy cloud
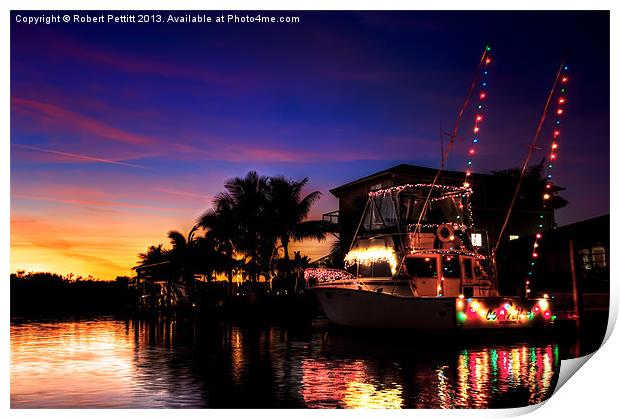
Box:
[12,97,157,146]
[12,143,147,168]
[26,32,245,87]
[12,193,188,214]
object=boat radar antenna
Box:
[410,44,493,250]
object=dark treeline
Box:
[11,271,134,315]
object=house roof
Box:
[329,164,491,197]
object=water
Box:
[11,316,563,408]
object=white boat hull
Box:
[309,287,554,330]
[310,287,457,330]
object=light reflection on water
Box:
[11,317,560,408]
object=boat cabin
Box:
[404,252,496,297]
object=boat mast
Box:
[409,45,491,249]
[493,61,566,257]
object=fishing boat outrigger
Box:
[305,183,555,330]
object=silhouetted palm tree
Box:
[268,176,326,283]
[166,226,200,283]
[138,244,169,266]
[198,171,327,292]
[490,159,568,212]
[198,198,238,295]
[209,171,272,283]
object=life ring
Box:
[436,224,455,243]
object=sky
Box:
[10,11,609,279]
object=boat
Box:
[305,182,555,330]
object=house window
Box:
[579,245,607,270]
[509,235,520,241]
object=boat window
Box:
[462,258,473,279]
[363,195,398,231]
[405,257,438,278]
[442,255,461,278]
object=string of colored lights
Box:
[304,267,354,283]
[368,183,471,197]
[461,45,492,230]
[525,64,570,297]
[455,295,555,327]
[410,249,482,258]
[463,44,492,190]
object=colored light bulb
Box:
[561,76,568,83]
[557,109,564,115]
[553,129,560,138]
[480,92,487,100]
[559,97,566,104]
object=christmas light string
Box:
[525,64,570,297]
[463,44,492,190]
[368,183,471,198]
[461,45,492,230]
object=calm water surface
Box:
[11,316,562,408]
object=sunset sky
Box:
[10,11,609,279]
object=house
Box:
[497,214,609,313]
[326,164,560,253]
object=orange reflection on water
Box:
[230,325,244,384]
[301,358,404,409]
[11,319,134,408]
